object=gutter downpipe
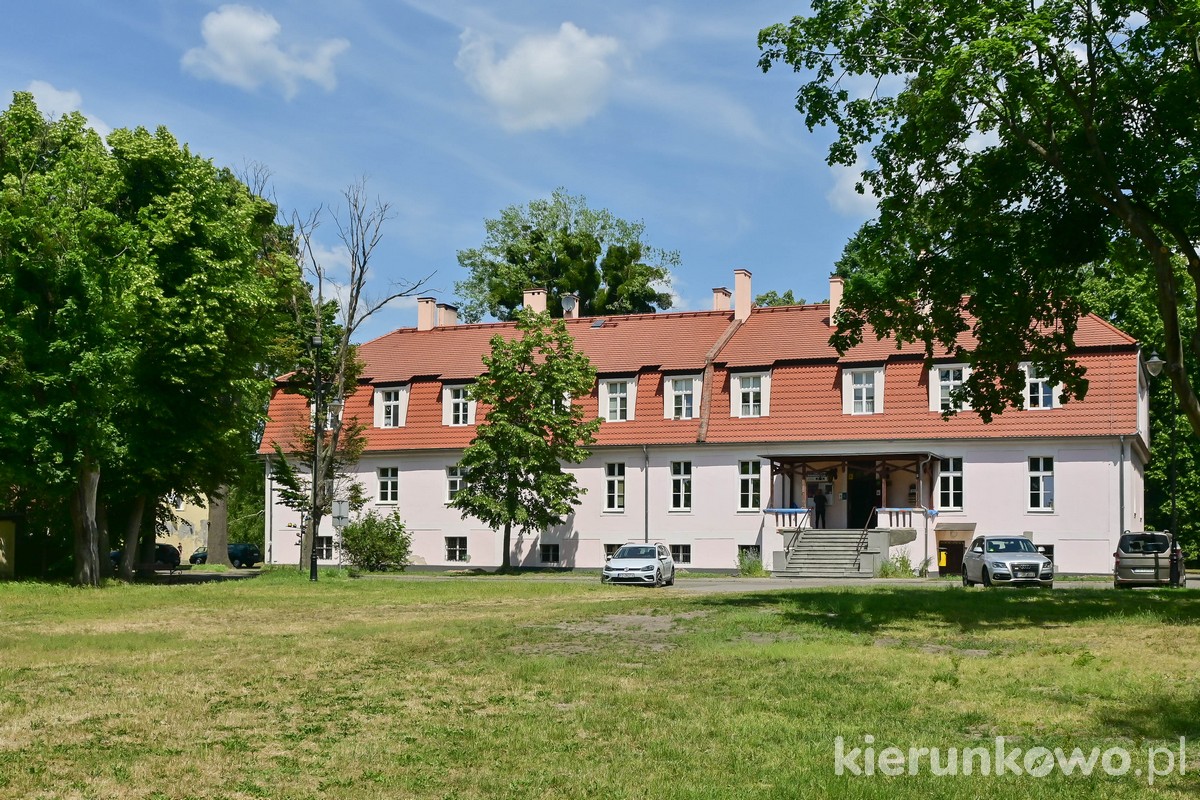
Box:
[1119,435,1126,534]
[918,454,932,572]
[643,445,650,544]
[264,454,274,565]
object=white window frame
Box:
[373,385,410,428]
[378,467,399,504]
[446,466,465,503]
[309,400,343,430]
[938,457,964,511]
[842,367,884,415]
[314,535,334,560]
[670,461,692,511]
[738,460,762,511]
[605,463,626,512]
[540,543,560,564]
[442,384,476,426]
[929,366,971,412]
[664,375,702,420]
[601,378,636,422]
[1028,456,1055,511]
[731,372,770,418]
[1022,364,1062,410]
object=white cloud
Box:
[827,153,879,218]
[26,80,111,138]
[181,5,349,99]
[455,22,620,132]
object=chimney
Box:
[523,287,547,314]
[417,297,437,331]
[712,287,731,312]
[829,276,844,326]
[561,293,580,319]
[733,269,752,321]
[436,303,458,327]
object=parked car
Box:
[189,543,262,568]
[962,535,1053,588]
[109,543,181,571]
[1114,531,1186,589]
[601,542,675,587]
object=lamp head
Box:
[1145,350,1166,377]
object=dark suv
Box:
[189,543,262,568]
[109,543,181,571]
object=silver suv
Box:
[962,535,1054,588]
[1114,532,1186,589]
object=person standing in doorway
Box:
[813,488,827,529]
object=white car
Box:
[962,535,1054,588]
[601,543,675,587]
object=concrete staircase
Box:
[774,529,873,579]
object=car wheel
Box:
[666,571,675,586]
[982,568,992,588]
[233,559,243,568]
[653,570,663,588]
[961,569,972,587]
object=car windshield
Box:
[1119,534,1171,554]
[985,538,1037,554]
[614,546,656,559]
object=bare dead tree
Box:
[285,179,433,571]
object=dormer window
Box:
[929,366,970,412]
[442,384,476,426]
[842,367,884,415]
[1023,364,1062,410]
[600,378,636,422]
[665,375,701,420]
[373,385,410,428]
[731,372,770,418]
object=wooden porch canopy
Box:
[759,451,944,509]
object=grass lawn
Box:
[1,572,1198,799]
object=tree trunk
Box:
[69,462,101,587]
[119,496,145,580]
[97,501,111,579]
[501,520,512,571]
[206,489,233,567]
[138,514,157,577]
[300,517,314,571]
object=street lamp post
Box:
[310,334,323,582]
[1144,351,1181,585]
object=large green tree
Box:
[455,189,679,322]
[449,310,601,570]
[760,3,1200,426]
[0,92,301,584]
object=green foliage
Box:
[737,547,768,576]
[760,3,1200,427]
[877,550,918,578]
[455,188,679,322]
[449,310,601,568]
[337,509,411,572]
[754,289,804,307]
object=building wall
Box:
[265,437,1135,574]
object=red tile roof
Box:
[259,302,1140,455]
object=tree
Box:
[759,4,1200,427]
[755,289,805,307]
[455,189,680,322]
[449,310,601,570]
[271,180,429,571]
[338,509,411,571]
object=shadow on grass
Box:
[690,586,1200,634]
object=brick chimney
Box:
[436,303,458,327]
[417,297,437,331]
[561,293,580,319]
[523,287,547,314]
[733,269,752,321]
[829,276,844,326]
[712,287,731,312]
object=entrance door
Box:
[846,463,879,530]
[938,540,965,575]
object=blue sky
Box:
[1,1,876,341]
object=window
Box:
[540,543,560,564]
[739,461,761,511]
[732,373,770,418]
[445,536,468,562]
[605,463,626,511]
[939,457,963,511]
[604,543,621,557]
[932,366,970,412]
[603,379,632,422]
[314,535,334,560]
[1029,456,1054,510]
[378,467,398,503]
[374,386,409,428]
[665,376,700,420]
[1024,365,1059,409]
[670,544,692,564]
[442,384,476,426]
[842,367,884,414]
[671,461,692,511]
[446,466,464,502]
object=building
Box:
[259,272,1149,576]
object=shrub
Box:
[737,547,767,577]
[877,549,918,578]
[337,510,411,572]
